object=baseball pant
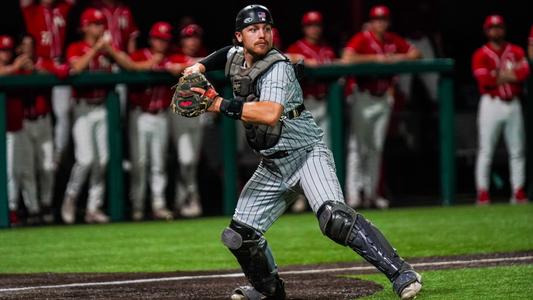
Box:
[346,90,392,201]
[21,115,55,208]
[65,101,108,212]
[168,113,203,208]
[234,142,344,233]
[130,111,169,211]
[476,95,525,191]
[7,131,40,214]
[52,85,72,156]
[305,96,329,147]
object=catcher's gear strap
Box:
[317,201,410,281]
[220,98,244,119]
[221,220,285,298]
[393,270,422,297]
[225,47,289,98]
[199,45,232,72]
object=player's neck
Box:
[304,36,319,45]
[488,40,506,50]
[371,30,386,41]
[84,36,98,47]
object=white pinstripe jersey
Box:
[227,47,324,156]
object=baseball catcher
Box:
[170,72,218,118]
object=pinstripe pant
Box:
[234,142,344,233]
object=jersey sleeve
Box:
[66,43,82,63]
[285,42,301,55]
[344,33,365,53]
[392,34,414,54]
[512,47,530,82]
[472,49,497,88]
[258,61,295,106]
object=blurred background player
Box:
[17,35,68,224]
[472,15,529,205]
[128,21,190,221]
[529,24,533,59]
[342,5,421,209]
[19,0,74,164]
[61,8,142,224]
[286,10,336,212]
[0,35,41,225]
[170,24,205,217]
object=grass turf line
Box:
[354,264,533,299]
[0,203,531,273]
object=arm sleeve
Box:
[514,48,530,81]
[394,34,414,54]
[199,45,233,71]
[258,61,293,106]
[472,50,497,88]
[345,33,364,52]
[66,44,80,63]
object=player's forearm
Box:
[212,97,283,126]
[341,51,383,64]
[528,45,533,60]
[0,64,20,75]
[199,45,232,71]
[108,50,137,71]
[70,49,97,74]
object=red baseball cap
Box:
[302,11,323,26]
[369,5,390,19]
[0,35,14,50]
[483,15,505,30]
[150,22,173,40]
[180,24,203,38]
[80,8,106,27]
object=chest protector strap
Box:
[225,48,289,151]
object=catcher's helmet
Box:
[235,4,274,31]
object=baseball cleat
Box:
[510,188,528,204]
[153,208,173,220]
[61,195,76,224]
[85,209,110,224]
[476,190,490,206]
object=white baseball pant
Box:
[346,90,392,201]
[20,115,55,208]
[64,101,108,212]
[476,95,525,191]
[130,111,169,211]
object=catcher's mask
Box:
[235,4,274,31]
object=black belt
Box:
[285,104,305,119]
[263,150,289,159]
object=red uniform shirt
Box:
[129,49,191,112]
[67,40,113,101]
[286,39,336,98]
[472,43,530,100]
[345,30,413,96]
[91,0,139,52]
[20,0,73,60]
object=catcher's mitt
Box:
[170,73,216,118]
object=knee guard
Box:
[317,201,411,281]
[221,220,285,299]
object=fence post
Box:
[438,76,455,205]
[222,86,237,216]
[0,93,9,228]
[328,80,345,188]
[106,91,124,221]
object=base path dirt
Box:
[0,251,531,299]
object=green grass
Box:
[355,265,533,299]
[0,203,531,273]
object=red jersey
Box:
[129,49,191,112]
[67,40,113,101]
[286,39,336,98]
[345,30,414,96]
[472,43,530,100]
[20,0,73,60]
[91,0,139,52]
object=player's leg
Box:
[85,107,109,223]
[475,95,504,202]
[503,100,526,202]
[222,162,289,299]
[150,114,171,219]
[18,121,41,219]
[346,92,367,207]
[366,95,392,208]
[35,116,56,222]
[7,132,21,224]
[130,112,148,220]
[300,143,422,299]
[51,86,72,161]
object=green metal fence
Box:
[0,59,456,228]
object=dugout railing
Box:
[0,59,508,228]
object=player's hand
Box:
[93,38,108,52]
[183,63,206,75]
[190,86,221,112]
[497,70,517,84]
[13,54,32,71]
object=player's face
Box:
[0,50,12,65]
[236,23,273,57]
[181,37,201,57]
[40,0,55,6]
[17,36,34,57]
[84,23,106,39]
[303,24,322,42]
[150,38,169,53]
[486,26,505,42]
[370,18,389,35]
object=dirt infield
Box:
[1,251,532,299]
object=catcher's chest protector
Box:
[225,47,288,151]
